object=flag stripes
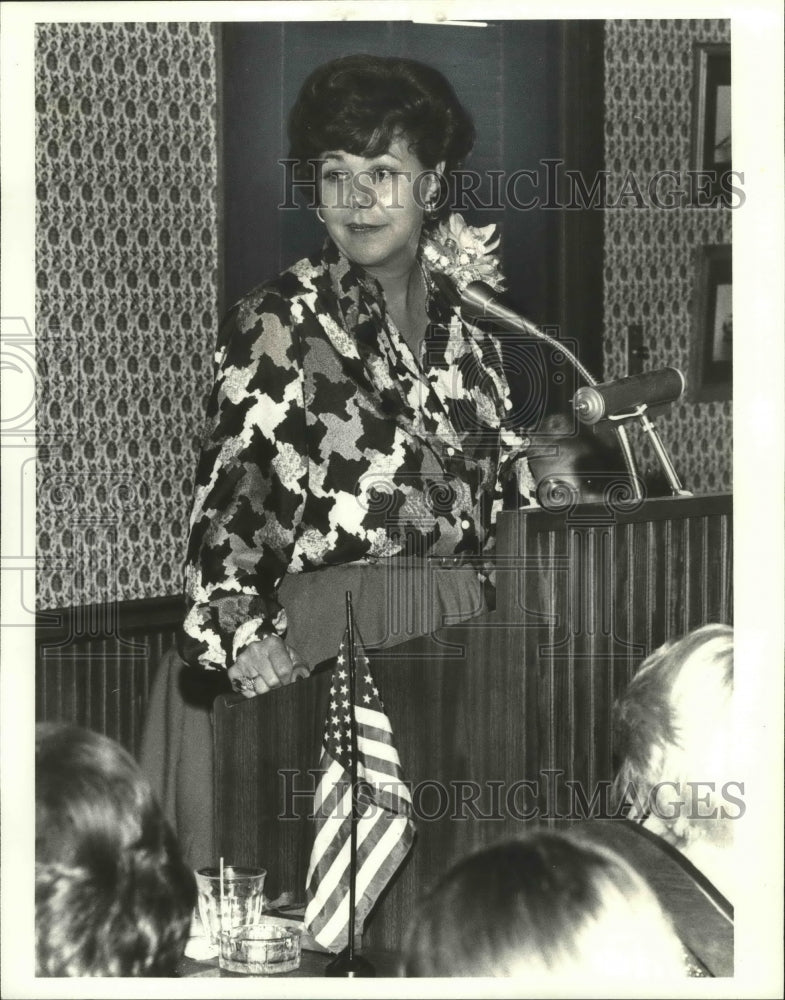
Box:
[354,706,391,731]
[311,816,412,950]
[357,734,402,765]
[303,628,415,952]
[306,804,382,919]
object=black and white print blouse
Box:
[181,239,534,671]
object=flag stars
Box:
[340,685,348,695]
[362,693,371,703]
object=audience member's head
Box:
[612,624,734,857]
[402,832,685,980]
[35,723,196,977]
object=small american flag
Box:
[303,630,415,952]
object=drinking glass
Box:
[194,866,267,946]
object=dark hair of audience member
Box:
[402,832,684,979]
[35,723,196,977]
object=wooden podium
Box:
[213,494,732,953]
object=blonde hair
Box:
[613,624,734,845]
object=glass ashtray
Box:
[219,919,302,975]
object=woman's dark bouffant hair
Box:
[35,723,196,977]
[288,54,475,217]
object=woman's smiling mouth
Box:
[346,222,385,233]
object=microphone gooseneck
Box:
[460,282,599,388]
[460,281,643,501]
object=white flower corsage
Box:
[421,212,506,293]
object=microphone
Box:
[461,281,534,334]
[573,368,685,425]
[460,280,642,501]
[459,281,686,498]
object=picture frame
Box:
[690,43,732,203]
[690,244,732,403]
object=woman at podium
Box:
[178,54,538,695]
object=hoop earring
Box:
[316,207,325,224]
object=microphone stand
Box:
[455,279,643,502]
[607,405,691,497]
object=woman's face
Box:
[318,135,441,276]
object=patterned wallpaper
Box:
[36,22,218,609]
[603,19,732,494]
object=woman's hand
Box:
[228,636,309,698]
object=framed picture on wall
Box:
[690,244,732,402]
[690,42,731,203]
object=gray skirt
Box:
[279,555,487,670]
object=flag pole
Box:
[345,590,359,963]
[325,591,375,978]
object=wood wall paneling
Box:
[35,596,184,758]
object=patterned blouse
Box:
[181,239,534,672]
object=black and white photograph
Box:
[691,41,732,202]
[1,2,782,997]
